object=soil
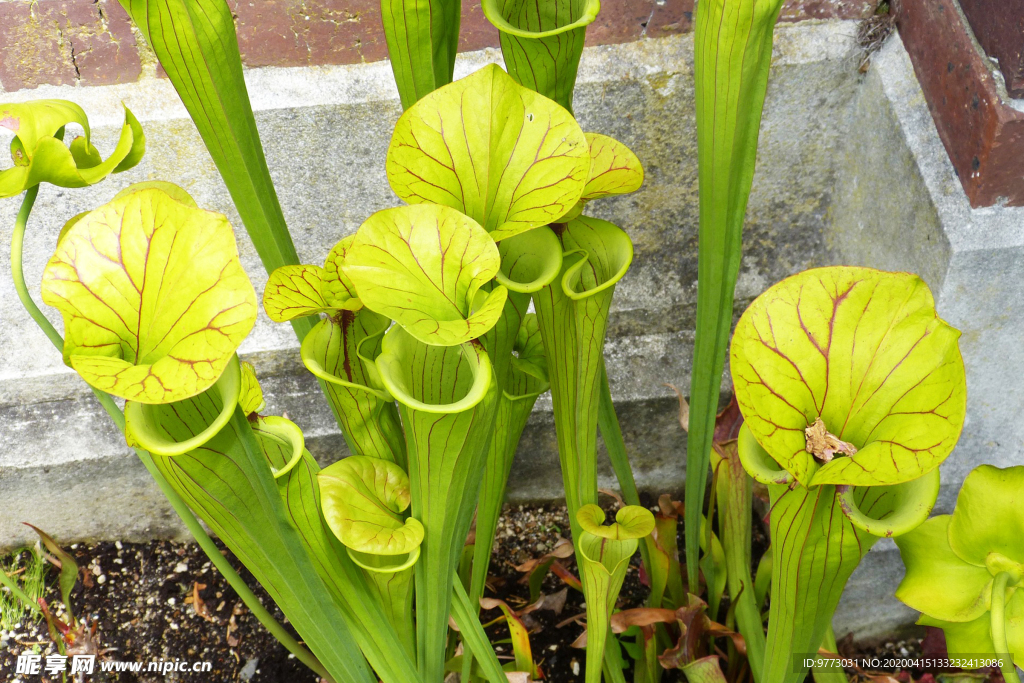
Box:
[0,500,1002,683]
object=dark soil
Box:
[0,499,997,683]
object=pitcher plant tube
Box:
[37,184,421,683]
[730,266,967,683]
[481,0,601,111]
[895,465,1024,682]
[686,0,785,597]
[576,504,656,683]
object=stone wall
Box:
[0,0,873,92]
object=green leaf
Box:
[323,236,362,309]
[263,265,334,322]
[263,440,421,681]
[760,482,876,683]
[895,516,992,623]
[300,311,407,464]
[344,204,507,346]
[480,597,537,676]
[481,0,600,111]
[386,64,590,241]
[117,0,309,335]
[238,361,265,415]
[495,226,564,294]
[263,237,364,323]
[577,508,650,683]
[41,186,257,404]
[112,180,197,207]
[379,0,460,109]
[125,355,242,456]
[680,657,729,683]
[686,0,784,595]
[469,314,549,611]
[915,579,1023,669]
[948,465,1024,570]
[711,443,765,682]
[24,524,79,625]
[730,266,966,488]
[837,466,941,538]
[375,325,499,681]
[919,613,996,662]
[319,456,425,556]
[561,134,645,221]
[0,100,144,198]
[577,504,655,540]
[451,581,510,683]
[319,456,422,659]
[148,403,377,682]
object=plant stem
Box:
[11,186,65,352]
[9,188,329,681]
[991,571,1021,683]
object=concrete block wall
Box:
[1,3,1022,641]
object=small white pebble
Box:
[113,558,123,564]
[174,562,188,573]
[115,541,123,550]
[571,659,580,676]
[170,622,179,630]
[548,645,558,652]
[96,575,106,585]
[167,597,176,606]
[146,597,154,605]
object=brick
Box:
[898,0,1024,206]
[648,0,695,39]
[230,0,389,68]
[460,0,500,53]
[958,0,1024,98]
[0,0,140,92]
[779,0,874,22]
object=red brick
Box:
[958,0,1024,98]
[230,0,388,68]
[460,0,500,53]
[779,0,874,22]
[0,0,140,91]
[648,0,695,39]
[898,0,1024,206]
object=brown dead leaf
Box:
[550,562,582,591]
[80,566,94,589]
[226,603,243,647]
[599,488,625,509]
[610,607,678,634]
[514,538,574,574]
[520,588,568,619]
[188,583,215,623]
[556,612,586,629]
[570,630,587,649]
[664,384,689,432]
[707,620,747,656]
[712,395,744,447]
[805,417,857,462]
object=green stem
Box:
[9,188,330,682]
[11,186,64,352]
[991,571,1021,683]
